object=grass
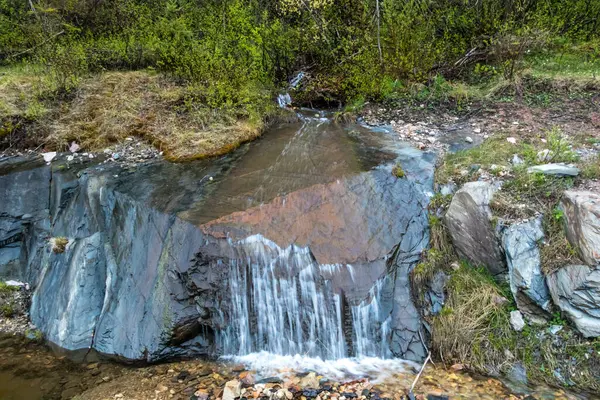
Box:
[0,281,18,294]
[49,71,280,161]
[0,303,15,317]
[0,67,286,160]
[51,237,69,254]
[431,262,513,372]
[429,263,600,391]
[525,45,600,84]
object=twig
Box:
[9,30,65,60]
[410,351,431,393]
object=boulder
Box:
[560,190,600,266]
[502,218,551,323]
[547,265,600,338]
[445,182,506,276]
[527,164,579,177]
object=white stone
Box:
[510,310,526,331]
[507,137,517,144]
[42,152,57,163]
[465,136,473,143]
[223,380,242,400]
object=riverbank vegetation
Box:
[1,0,599,158]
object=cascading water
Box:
[216,235,393,360]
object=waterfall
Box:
[217,235,392,360]
[276,72,305,109]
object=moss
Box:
[0,281,18,294]
[0,303,15,317]
[392,163,405,178]
[51,237,69,254]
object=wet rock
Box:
[560,190,600,266]
[547,265,600,338]
[507,362,528,385]
[527,164,579,177]
[239,371,256,386]
[502,218,551,322]
[299,372,320,389]
[445,182,506,276]
[223,380,242,400]
[510,310,526,331]
[424,271,448,316]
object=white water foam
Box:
[224,352,418,383]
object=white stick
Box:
[410,352,432,393]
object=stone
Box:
[507,362,528,385]
[560,190,600,266]
[502,218,551,323]
[299,372,320,389]
[223,380,242,400]
[511,154,524,165]
[527,164,579,177]
[507,137,517,144]
[510,310,525,331]
[547,265,600,338]
[536,149,554,162]
[445,182,506,276]
[42,152,57,163]
[70,142,81,153]
[465,136,473,143]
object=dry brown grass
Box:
[49,71,266,160]
[431,263,513,373]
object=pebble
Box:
[465,136,473,143]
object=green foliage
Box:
[391,162,405,178]
[0,302,15,317]
[0,281,18,294]
[1,0,598,107]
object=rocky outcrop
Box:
[0,142,434,362]
[0,158,51,280]
[560,191,600,266]
[547,265,600,338]
[502,218,551,323]
[445,182,506,276]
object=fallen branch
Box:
[410,351,432,393]
[8,30,65,60]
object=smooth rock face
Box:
[502,218,551,323]
[560,190,600,266]
[527,164,580,176]
[547,265,600,338]
[445,182,506,276]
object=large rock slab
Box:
[560,191,600,266]
[2,138,434,363]
[547,265,600,338]
[502,218,551,323]
[445,182,506,276]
